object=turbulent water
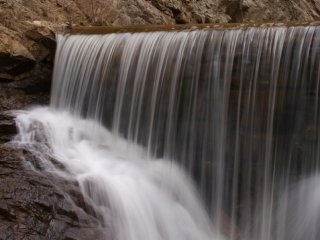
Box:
[14,108,217,240]
[13,26,320,240]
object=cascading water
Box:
[12,26,320,240]
[14,108,216,240]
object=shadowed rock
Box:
[0,145,107,240]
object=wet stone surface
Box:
[0,145,107,240]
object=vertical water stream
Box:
[13,26,320,239]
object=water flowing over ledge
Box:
[13,25,320,240]
[70,22,320,34]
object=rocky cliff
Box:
[1,0,320,239]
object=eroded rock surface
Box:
[0,145,106,240]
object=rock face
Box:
[0,145,106,240]
[240,0,320,23]
[1,0,320,239]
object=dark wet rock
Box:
[0,73,19,83]
[8,64,53,94]
[0,82,50,112]
[0,52,36,77]
[0,145,106,240]
[0,114,16,143]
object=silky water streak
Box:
[13,26,320,240]
[13,107,217,240]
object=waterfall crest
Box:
[13,26,320,240]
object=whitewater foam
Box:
[12,107,222,240]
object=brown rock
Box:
[0,145,106,240]
[0,27,36,76]
[240,0,320,22]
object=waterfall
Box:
[13,26,320,240]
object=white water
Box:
[13,107,222,240]
[275,176,320,240]
[11,26,320,240]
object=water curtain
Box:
[15,26,320,240]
